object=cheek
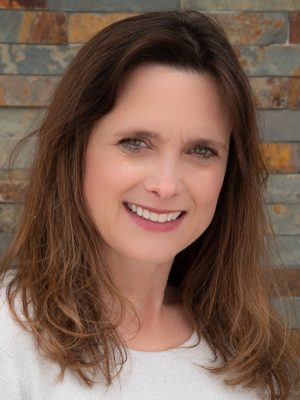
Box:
[83,150,112,220]
[193,166,226,207]
[186,169,225,243]
[83,150,138,221]
[83,163,119,240]
[84,150,118,202]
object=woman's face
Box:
[84,64,231,265]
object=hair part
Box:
[0,10,298,398]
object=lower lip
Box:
[124,204,185,232]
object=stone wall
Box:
[0,1,299,395]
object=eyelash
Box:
[120,138,148,153]
[119,138,218,160]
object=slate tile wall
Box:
[0,2,299,395]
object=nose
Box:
[143,158,182,199]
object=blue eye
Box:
[191,146,217,160]
[119,139,217,159]
[119,138,147,153]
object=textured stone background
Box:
[0,1,299,395]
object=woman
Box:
[0,10,298,399]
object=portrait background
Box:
[0,1,299,395]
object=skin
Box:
[84,64,231,350]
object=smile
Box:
[125,202,184,223]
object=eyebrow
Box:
[113,129,228,150]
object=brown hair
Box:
[0,10,298,398]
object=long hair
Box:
[0,10,298,398]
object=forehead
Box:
[94,64,231,145]
[116,63,225,112]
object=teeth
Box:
[150,212,159,222]
[158,213,167,223]
[126,203,182,223]
[166,213,173,221]
[142,209,150,219]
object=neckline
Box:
[127,330,198,355]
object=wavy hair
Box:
[0,10,298,399]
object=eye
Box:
[119,138,148,153]
[190,146,218,160]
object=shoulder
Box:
[0,274,26,345]
[0,275,59,398]
[0,271,38,345]
[0,274,38,363]
[0,277,33,397]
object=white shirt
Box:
[0,286,263,400]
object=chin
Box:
[123,250,176,265]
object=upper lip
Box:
[125,202,184,214]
